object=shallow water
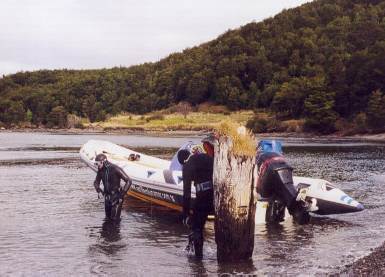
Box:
[0,132,384,276]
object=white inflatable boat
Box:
[79,140,364,223]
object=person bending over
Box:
[256,150,310,224]
[93,153,132,221]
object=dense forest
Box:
[0,0,384,133]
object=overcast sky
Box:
[0,0,311,76]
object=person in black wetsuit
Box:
[178,149,214,258]
[256,150,310,224]
[93,153,132,221]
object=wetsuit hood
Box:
[177,149,190,165]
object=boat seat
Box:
[163,169,176,185]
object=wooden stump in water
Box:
[213,136,257,262]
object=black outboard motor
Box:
[256,140,310,224]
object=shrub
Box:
[246,116,268,133]
[197,102,229,114]
[266,117,286,132]
[67,114,82,128]
[352,112,368,134]
[46,106,68,128]
[334,118,350,133]
[145,113,165,122]
[282,119,304,132]
[95,110,107,122]
[247,113,291,133]
[74,122,85,129]
[26,109,33,123]
[174,102,193,118]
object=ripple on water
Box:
[0,134,384,275]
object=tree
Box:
[82,95,99,122]
[175,102,192,118]
[304,90,337,134]
[47,106,68,128]
[7,101,26,124]
[366,90,385,131]
[272,77,309,118]
[185,70,213,104]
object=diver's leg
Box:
[110,194,123,221]
[191,209,205,258]
[191,191,211,258]
[104,196,112,219]
[112,199,123,221]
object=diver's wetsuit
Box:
[94,161,132,220]
[182,153,214,258]
[256,151,309,224]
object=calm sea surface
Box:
[0,132,384,276]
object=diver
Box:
[93,153,132,221]
[256,141,310,224]
[178,149,214,258]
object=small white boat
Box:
[79,140,364,224]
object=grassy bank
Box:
[88,110,254,132]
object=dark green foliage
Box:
[304,89,338,134]
[366,90,385,131]
[272,77,323,119]
[0,100,26,125]
[246,114,286,133]
[74,122,85,129]
[352,112,368,133]
[46,106,68,128]
[26,109,33,123]
[0,0,384,131]
[246,117,268,133]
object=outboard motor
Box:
[256,140,310,224]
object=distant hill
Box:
[0,0,384,133]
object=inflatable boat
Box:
[79,139,364,223]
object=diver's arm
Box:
[116,165,132,194]
[93,171,102,193]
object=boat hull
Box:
[80,139,364,223]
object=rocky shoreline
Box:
[342,241,385,275]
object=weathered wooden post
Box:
[213,122,257,262]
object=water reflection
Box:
[255,220,315,266]
[187,257,210,276]
[100,220,122,244]
[122,198,188,245]
[88,220,125,258]
[217,259,256,276]
[122,198,219,274]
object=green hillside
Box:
[0,0,384,133]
